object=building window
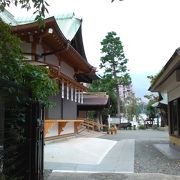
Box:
[170,98,180,136]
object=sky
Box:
[8,0,180,100]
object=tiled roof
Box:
[79,93,109,106]
[55,13,81,41]
[15,13,81,41]
[0,9,17,25]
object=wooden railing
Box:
[44,119,84,141]
[81,119,107,131]
[44,119,108,140]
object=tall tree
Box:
[100,31,131,118]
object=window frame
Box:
[169,98,180,136]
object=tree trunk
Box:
[116,84,121,123]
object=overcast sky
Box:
[8,0,180,99]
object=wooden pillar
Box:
[58,122,67,135]
[61,80,64,99]
[74,121,82,134]
[81,91,83,104]
[75,88,77,102]
[67,83,69,100]
[71,86,74,101]
[78,90,81,103]
[99,110,103,129]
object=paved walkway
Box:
[45,139,134,172]
[45,137,117,165]
[154,144,180,160]
[45,129,180,180]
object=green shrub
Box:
[138,125,146,129]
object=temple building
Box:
[11,13,98,120]
[0,10,99,138]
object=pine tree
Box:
[100,31,131,119]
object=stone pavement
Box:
[45,139,134,172]
[45,137,117,165]
[154,143,180,160]
[45,129,180,180]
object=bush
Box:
[152,125,158,129]
[138,125,146,129]
[103,126,108,132]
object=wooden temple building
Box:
[77,92,109,124]
[9,13,98,139]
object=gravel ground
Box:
[134,140,180,175]
[100,129,169,141]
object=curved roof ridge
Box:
[15,15,35,24]
[15,12,76,24]
[54,12,75,20]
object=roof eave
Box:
[149,48,180,92]
[12,17,95,73]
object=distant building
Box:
[118,84,133,100]
[77,92,109,124]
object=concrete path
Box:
[45,129,180,180]
[154,144,180,160]
[45,137,117,165]
[44,138,135,173]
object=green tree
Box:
[144,94,158,120]
[89,74,118,116]
[100,31,131,118]
[147,74,158,85]
[0,0,49,22]
[144,75,160,120]
[125,94,143,122]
